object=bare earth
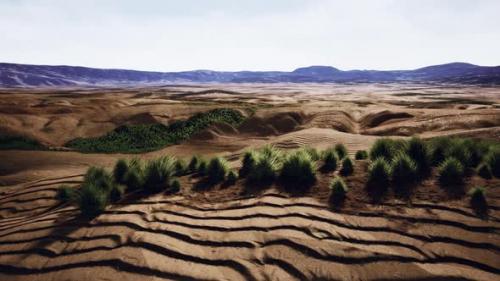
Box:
[0,83,499,280]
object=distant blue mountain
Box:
[1,62,499,87]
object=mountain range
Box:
[1,62,500,87]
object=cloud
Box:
[0,0,498,71]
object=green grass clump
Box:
[390,153,418,195]
[83,166,114,193]
[485,148,500,178]
[406,137,431,177]
[355,150,368,160]
[369,138,398,161]
[438,157,465,188]
[113,159,129,185]
[429,137,450,166]
[366,158,391,201]
[175,159,188,176]
[0,134,46,150]
[76,183,109,217]
[123,158,145,191]
[56,185,77,203]
[207,157,230,184]
[280,150,317,192]
[239,151,258,177]
[66,108,246,153]
[144,156,177,193]
[469,187,488,217]
[170,179,181,193]
[197,158,208,176]
[188,155,200,173]
[329,177,348,206]
[304,146,321,161]
[226,170,238,185]
[321,147,338,172]
[109,184,126,202]
[477,163,492,179]
[445,140,472,168]
[340,157,354,176]
[246,146,283,185]
[334,143,348,160]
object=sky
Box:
[0,0,499,71]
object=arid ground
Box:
[0,83,499,280]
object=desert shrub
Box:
[329,177,348,205]
[335,143,348,160]
[355,150,368,160]
[207,157,230,184]
[56,185,77,203]
[197,158,208,176]
[469,187,488,217]
[366,158,391,200]
[340,157,354,176]
[369,138,397,161]
[477,163,492,179]
[280,150,316,192]
[170,179,181,193]
[226,170,238,185]
[463,139,489,168]
[321,148,338,172]
[438,157,465,187]
[188,155,200,172]
[83,166,114,193]
[109,184,126,202]
[0,134,46,150]
[76,183,108,217]
[174,158,188,176]
[485,148,500,178]
[429,137,452,166]
[67,108,246,153]
[239,151,258,177]
[445,140,472,168]
[406,137,431,177]
[123,164,145,191]
[144,156,177,193]
[390,153,418,195]
[113,159,129,185]
[246,146,283,185]
[304,146,321,161]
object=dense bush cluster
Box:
[0,134,46,150]
[66,108,246,153]
[57,155,186,217]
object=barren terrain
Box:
[0,83,499,280]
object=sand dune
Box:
[0,174,499,281]
[0,84,499,280]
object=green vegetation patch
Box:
[66,108,245,153]
[0,135,46,150]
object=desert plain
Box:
[0,83,499,280]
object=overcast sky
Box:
[1,0,499,71]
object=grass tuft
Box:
[390,153,418,196]
[280,150,317,192]
[207,157,230,184]
[438,157,465,188]
[321,147,338,172]
[334,143,348,160]
[355,150,368,160]
[366,158,391,201]
[339,157,354,176]
[56,185,77,203]
[469,187,488,218]
[144,156,177,193]
[329,177,348,206]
